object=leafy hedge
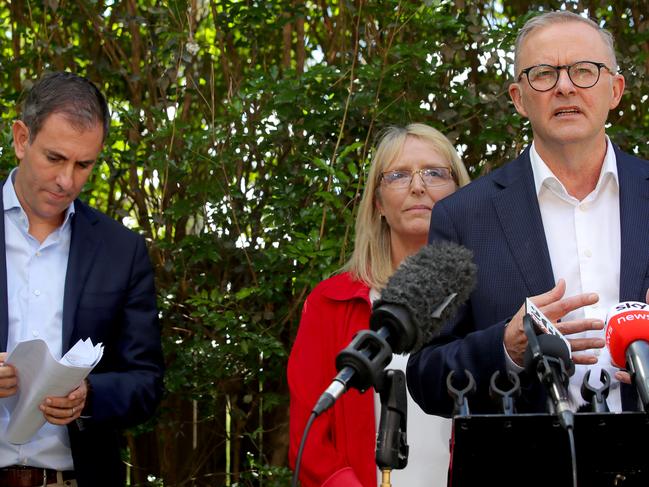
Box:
[0,1,647,485]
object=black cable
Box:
[567,425,577,487]
[291,411,317,487]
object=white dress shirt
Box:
[0,169,75,469]
[530,138,622,411]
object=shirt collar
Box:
[3,167,76,227]
[530,137,619,199]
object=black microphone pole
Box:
[375,369,409,487]
[523,315,574,430]
[523,314,578,487]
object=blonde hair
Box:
[342,123,470,289]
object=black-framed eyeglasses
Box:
[380,167,455,189]
[517,61,614,92]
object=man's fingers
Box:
[40,389,86,426]
[557,319,604,336]
[568,337,605,352]
[530,278,566,308]
[572,353,599,365]
[616,371,632,384]
[0,376,17,388]
[541,292,599,321]
[40,402,83,426]
[0,385,17,398]
[0,364,18,398]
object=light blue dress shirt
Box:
[0,169,75,470]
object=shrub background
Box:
[0,0,647,485]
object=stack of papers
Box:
[3,338,103,444]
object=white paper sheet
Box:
[3,338,103,444]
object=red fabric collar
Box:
[317,272,371,305]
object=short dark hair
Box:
[21,71,110,143]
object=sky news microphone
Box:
[606,301,649,411]
[312,241,477,416]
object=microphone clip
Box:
[489,370,521,415]
[446,369,476,417]
[335,329,392,393]
[580,368,610,413]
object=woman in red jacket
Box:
[288,124,471,487]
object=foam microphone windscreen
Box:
[605,301,649,368]
[372,241,476,354]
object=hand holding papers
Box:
[4,338,103,444]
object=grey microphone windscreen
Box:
[372,241,476,354]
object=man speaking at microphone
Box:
[408,10,649,416]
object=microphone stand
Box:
[375,369,409,487]
[523,315,574,430]
[523,315,578,487]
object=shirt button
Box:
[584,249,592,258]
[579,203,588,211]
[33,289,41,296]
[32,330,39,337]
[35,251,41,257]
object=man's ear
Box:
[609,73,625,110]
[508,82,529,118]
[12,121,30,160]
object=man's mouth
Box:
[47,191,68,200]
[554,107,581,117]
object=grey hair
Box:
[514,11,618,76]
[21,71,110,143]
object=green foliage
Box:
[1,1,648,485]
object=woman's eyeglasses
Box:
[380,167,455,189]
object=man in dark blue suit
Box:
[408,11,648,416]
[0,72,164,486]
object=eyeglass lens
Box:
[382,168,453,188]
[526,61,602,91]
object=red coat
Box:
[288,272,376,487]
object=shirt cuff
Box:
[503,323,524,373]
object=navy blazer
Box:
[407,145,649,416]
[0,196,165,486]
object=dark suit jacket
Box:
[0,196,165,486]
[407,145,649,416]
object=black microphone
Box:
[312,241,476,416]
[523,316,575,430]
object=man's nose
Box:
[555,68,576,94]
[56,163,74,191]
